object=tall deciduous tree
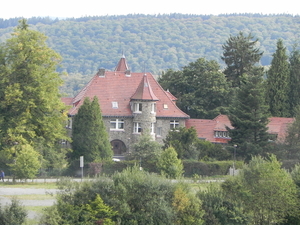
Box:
[221,32,263,88]
[71,97,112,163]
[228,68,270,159]
[289,46,300,116]
[0,20,69,170]
[222,155,298,225]
[266,39,290,117]
[158,58,230,119]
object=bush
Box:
[0,198,27,225]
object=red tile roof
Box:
[67,57,189,119]
[187,115,294,144]
[114,54,129,72]
[131,74,159,101]
[268,117,294,142]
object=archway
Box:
[110,139,126,155]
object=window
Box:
[150,123,155,134]
[157,127,162,136]
[133,103,142,112]
[151,103,156,113]
[110,119,124,130]
[163,104,168,109]
[170,120,179,129]
[112,102,118,109]
[214,131,229,138]
[133,122,142,133]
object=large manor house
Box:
[62,56,294,156]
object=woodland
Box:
[0,14,299,96]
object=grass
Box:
[4,194,56,200]
[0,181,58,189]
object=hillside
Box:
[0,14,299,96]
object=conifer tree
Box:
[266,39,290,117]
[228,68,270,159]
[71,97,112,163]
[289,46,300,116]
[221,32,263,88]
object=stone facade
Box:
[62,56,189,156]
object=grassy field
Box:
[0,182,58,225]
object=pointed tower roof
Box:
[131,73,159,101]
[114,54,129,72]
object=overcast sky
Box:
[1,0,299,19]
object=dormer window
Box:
[112,102,118,109]
[163,104,168,109]
[214,131,230,138]
[133,103,142,113]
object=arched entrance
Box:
[111,139,126,155]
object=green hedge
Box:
[102,160,244,177]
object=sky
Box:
[1,0,299,19]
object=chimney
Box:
[125,69,131,76]
[97,68,105,77]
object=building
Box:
[186,114,294,144]
[62,55,189,155]
[62,56,294,156]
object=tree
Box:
[71,97,112,163]
[7,144,41,180]
[157,146,184,179]
[0,198,27,225]
[228,69,270,159]
[0,19,69,171]
[197,184,248,225]
[158,58,230,119]
[172,186,204,225]
[222,155,298,225]
[130,130,162,162]
[163,127,200,159]
[289,46,300,116]
[221,31,263,88]
[266,39,290,117]
[284,106,300,159]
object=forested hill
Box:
[0,14,299,95]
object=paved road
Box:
[0,187,58,220]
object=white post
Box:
[80,156,84,181]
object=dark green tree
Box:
[158,58,230,119]
[289,46,300,116]
[221,31,263,88]
[284,106,300,159]
[0,19,69,171]
[71,97,112,163]
[163,127,200,159]
[228,68,270,159]
[266,39,290,117]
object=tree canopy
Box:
[0,19,69,174]
[71,97,112,163]
[221,31,263,88]
[222,155,298,224]
[266,39,290,117]
[158,58,230,119]
[228,69,270,159]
